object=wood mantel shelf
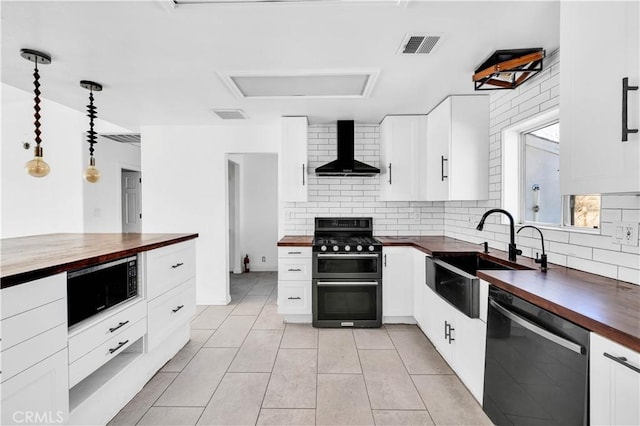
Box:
[1,233,198,288]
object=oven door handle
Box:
[489,298,585,355]
[317,281,379,286]
[316,253,379,258]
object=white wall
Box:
[140,124,279,305]
[83,136,141,232]
[236,153,278,272]
[1,83,131,238]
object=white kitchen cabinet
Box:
[590,333,640,426]
[382,246,414,322]
[412,249,429,330]
[0,273,69,425]
[277,247,312,318]
[379,115,428,201]
[426,95,489,201]
[424,284,486,403]
[280,116,308,202]
[560,1,639,195]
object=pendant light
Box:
[21,49,52,178]
[80,80,102,183]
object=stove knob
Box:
[344,245,351,252]
[333,245,339,252]
[368,245,375,252]
[356,245,363,252]
[321,245,327,252]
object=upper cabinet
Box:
[379,115,428,201]
[280,116,308,202]
[426,95,489,201]
[560,1,639,195]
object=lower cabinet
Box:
[277,247,312,319]
[423,284,486,403]
[382,246,414,321]
[412,250,429,330]
[590,333,640,425]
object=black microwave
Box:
[67,255,138,327]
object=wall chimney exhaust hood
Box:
[315,121,380,177]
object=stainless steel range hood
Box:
[315,120,380,176]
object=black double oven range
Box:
[312,217,382,328]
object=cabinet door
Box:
[379,116,427,201]
[412,250,428,329]
[451,310,486,403]
[560,2,640,195]
[1,349,69,426]
[426,98,451,201]
[280,117,308,201]
[427,291,454,363]
[590,333,640,425]
[382,247,414,318]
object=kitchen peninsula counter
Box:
[278,234,640,351]
[1,233,198,288]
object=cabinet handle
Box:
[622,77,639,142]
[172,305,184,313]
[171,262,184,269]
[604,352,640,374]
[108,320,129,333]
[441,156,448,181]
[109,340,129,354]
[288,268,302,272]
[288,251,302,255]
[384,254,387,267]
[448,325,455,344]
[302,163,306,186]
[288,296,301,300]
[388,163,392,185]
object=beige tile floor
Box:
[109,272,492,426]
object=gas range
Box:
[312,217,382,254]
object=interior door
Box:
[122,170,141,233]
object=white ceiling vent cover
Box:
[100,133,141,144]
[398,34,441,54]
[213,109,248,120]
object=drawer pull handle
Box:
[622,77,639,142]
[109,340,129,354]
[171,262,184,269]
[604,352,640,374]
[287,296,301,300]
[288,268,302,272]
[288,251,302,255]
[172,305,185,313]
[109,321,129,333]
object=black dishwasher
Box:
[483,285,589,426]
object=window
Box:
[502,109,600,230]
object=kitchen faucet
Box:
[517,225,548,272]
[476,209,522,261]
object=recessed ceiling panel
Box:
[221,72,377,98]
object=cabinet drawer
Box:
[1,298,66,351]
[146,241,195,300]
[277,281,311,315]
[1,323,67,383]
[1,273,65,321]
[1,348,68,426]
[69,318,146,388]
[278,258,312,281]
[278,247,312,259]
[147,278,195,350]
[68,300,146,363]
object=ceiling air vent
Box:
[399,34,441,55]
[100,133,141,144]
[212,109,248,120]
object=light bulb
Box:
[25,146,50,177]
[83,157,100,183]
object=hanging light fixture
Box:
[21,49,52,178]
[80,80,103,183]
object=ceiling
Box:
[1,1,560,131]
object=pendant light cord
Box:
[33,59,42,149]
[87,88,97,157]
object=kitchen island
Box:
[1,233,198,426]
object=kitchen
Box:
[1,1,639,425]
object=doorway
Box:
[122,169,142,233]
[228,159,241,274]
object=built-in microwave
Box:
[67,255,138,326]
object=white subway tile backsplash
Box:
[618,267,640,285]
[567,257,618,278]
[593,249,640,269]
